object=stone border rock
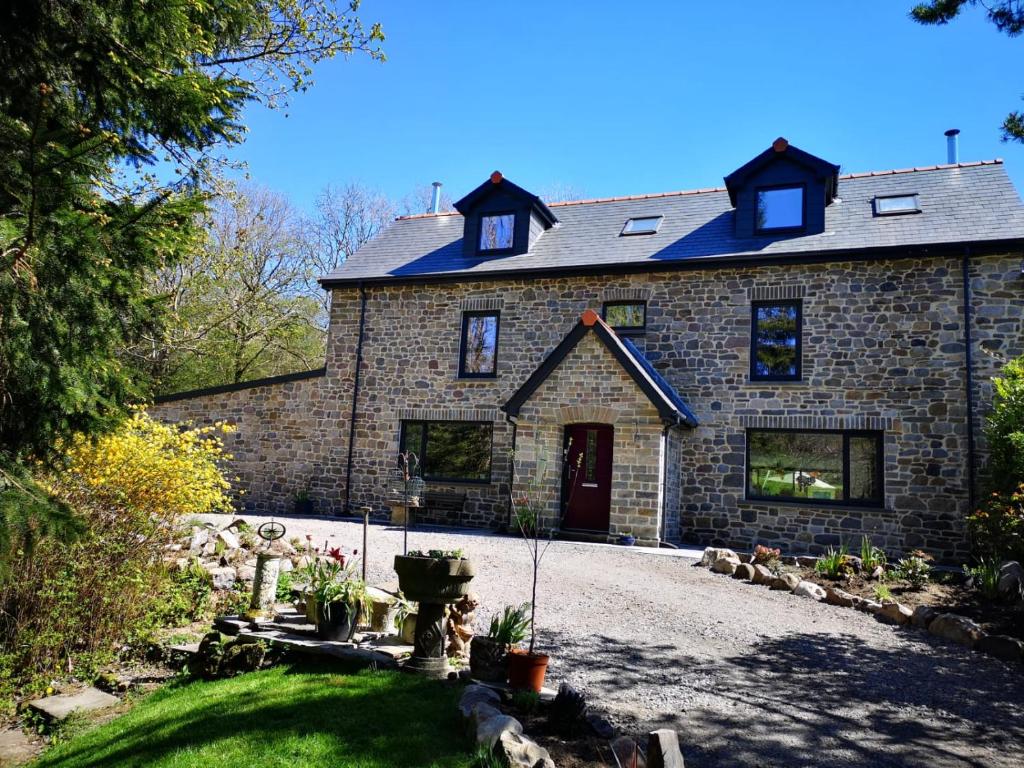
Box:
[701,548,1024,668]
[459,684,555,768]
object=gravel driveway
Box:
[206,514,1024,768]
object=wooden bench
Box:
[424,491,467,527]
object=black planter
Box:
[469,636,509,682]
[316,601,358,641]
[294,498,314,515]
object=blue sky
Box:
[231,0,1024,212]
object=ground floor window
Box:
[399,420,493,483]
[746,429,883,506]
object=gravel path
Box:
[206,514,1024,768]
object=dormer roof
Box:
[723,137,840,207]
[454,171,559,227]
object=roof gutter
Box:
[318,238,1024,290]
[962,248,977,515]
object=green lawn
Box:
[33,662,473,768]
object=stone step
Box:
[235,628,404,668]
[28,687,120,722]
[0,728,38,766]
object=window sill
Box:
[742,379,807,387]
[738,499,890,514]
[422,478,493,487]
[454,376,498,384]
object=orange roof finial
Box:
[581,309,599,327]
[772,137,789,153]
[490,170,503,184]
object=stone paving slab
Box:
[28,687,119,721]
[0,728,38,766]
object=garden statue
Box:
[445,592,478,661]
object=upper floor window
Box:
[400,420,493,483]
[756,185,804,232]
[602,301,646,333]
[746,429,883,506]
[459,310,499,377]
[621,216,663,236]
[479,213,515,252]
[751,300,801,381]
[873,194,920,216]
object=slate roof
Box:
[503,310,698,427]
[321,161,1024,286]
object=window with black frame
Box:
[602,301,646,333]
[400,421,493,483]
[746,429,883,506]
[459,310,499,377]
[751,300,801,380]
[479,213,515,252]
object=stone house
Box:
[153,138,1024,559]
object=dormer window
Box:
[455,172,558,259]
[479,213,515,252]
[724,138,839,239]
[756,185,805,233]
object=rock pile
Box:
[166,518,308,594]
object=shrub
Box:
[873,583,893,602]
[0,412,234,700]
[892,551,932,590]
[963,558,1002,601]
[967,486,1024,562]
[984,354,1024,495]
[153,560,213,627]
[815,544,852,580]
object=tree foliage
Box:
[132,184,326,393]
[910,1,1024,142]
[0,0,383,460]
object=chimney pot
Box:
[944,129,960,164]
[429,181,442,214]
[490,171,503,184]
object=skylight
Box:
[621,216,663,236]
[874,194,920,216]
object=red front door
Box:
[562,424,613,532]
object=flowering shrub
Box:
[752,545,782,571]
[0,411,236,701]
[51,410,235,520]
[967,486,1024,562]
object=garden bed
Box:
[797,567,1024,642]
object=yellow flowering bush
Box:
[54,410,235,521]
[0,412,237,703]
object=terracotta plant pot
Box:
[393,555,475,603]
[507,648,549,693]
[469,636,509,683]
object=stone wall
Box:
[151,251,1024,559]
[149,371,349,516]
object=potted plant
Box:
[618,530,636,546]
[302,550,369,641]
[505,444,582,692]
[470,603,530,682]
[294,489,314,515]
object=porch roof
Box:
[501,310,699,427]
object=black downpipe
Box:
[963,250,977,514]
[343,284,368,514]
[505,414,518,530]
